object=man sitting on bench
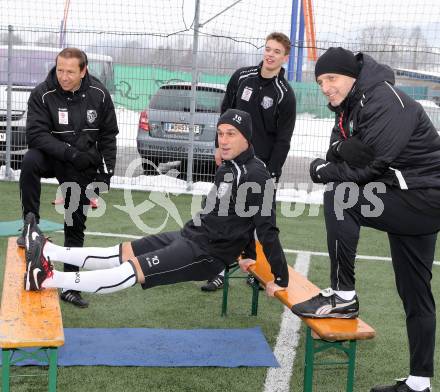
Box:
[292,48,440,392]
[23,108,288,301]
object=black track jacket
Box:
[317,53,440,189]
[26,67,118,178]
[220,63,296,178]
[182,146,289,287]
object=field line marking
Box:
[63,232,439,264]
[263,252,310,392]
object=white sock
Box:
[406,375,431,391]
[219,270,225,277]
[44,242,121,270]
[334,290,356,300]
[42,261,137,294]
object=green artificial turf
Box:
[0,180,439,391]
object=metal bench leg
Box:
[303,327,314,392]
[251,278,260,316]
[2,349,11,392]
[48,347,58,392]
[221,267,231,316]
[346,340,357,392]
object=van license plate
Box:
[166,123,200,134]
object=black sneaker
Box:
[246,274,264,290]
[24,233,53,291]
[24,212,44,252]
[17,212,41,248]
[370,379,431,392]
[291,288,359,319]
[201,275,224,292]
[16,231,25,248]
[60,290,89,308]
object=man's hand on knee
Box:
[265,281,284,297]
[239,258,256,273]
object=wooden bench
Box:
[222,242,375,392]
[0,237,64,392]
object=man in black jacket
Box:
[202,31,296,291]
[292,47,440,392]
[23,109,289,304]
[18,47,118,308]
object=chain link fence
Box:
[1,0,440,200]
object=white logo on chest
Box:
[217,182,231,198]
[261,96,273,109]
[87,110,97,123]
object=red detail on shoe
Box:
[41,258,53,279]
[41,255,54,280]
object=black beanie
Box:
[315,47,360,79]
[217,109,252,143]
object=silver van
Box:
[0,45,114,168]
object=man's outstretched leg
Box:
[24,220,144,294]
[23,215,225,294]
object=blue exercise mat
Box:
[1,327,279,368]
[0,219,63,237]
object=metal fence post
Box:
[5,25,14,180]
[186,0,201,191]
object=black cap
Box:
[217,109,252,143]
[315,47,360,80]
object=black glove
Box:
[267,166,280,182]
[330,136,374,168]
[309,158,328,183]
[64,146,93,171]
[95,172,112,190]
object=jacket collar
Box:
[327,82,363,115]
[258,61,286,81]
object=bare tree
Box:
[197,35,259,75]
[356,25,429,70]
[34,33,60,48]
[408,26,427,69]
[0,32,23,45]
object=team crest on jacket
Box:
[87,110,97,123]
[217,182,231,198]
[261,96,273,109]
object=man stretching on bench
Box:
[292,48,440,392]
[23,109,288,300]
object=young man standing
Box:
[24,109,289,304]
[292,47,440,392]
[19,48,118,308]
[202,32,296,291]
